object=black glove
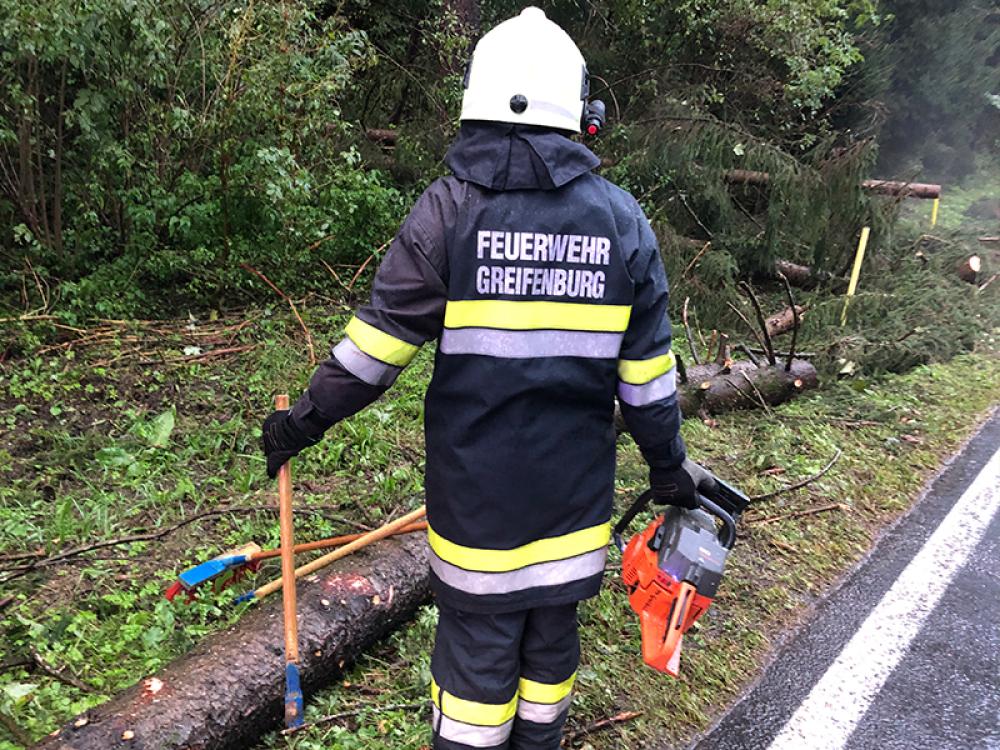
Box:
[261,410,319,479]
[650,459,717,510]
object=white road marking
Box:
[767,444,1000,750]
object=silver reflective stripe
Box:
[516,694,573,725]
[432,706,513,748]
[440,328,622,359]
[332,338,402,386]
[617,368,677,406]
[429,547,607,595]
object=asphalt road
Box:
[689,410,1000,750]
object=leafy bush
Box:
[0,0,405,316]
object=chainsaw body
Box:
[617,480,748,676]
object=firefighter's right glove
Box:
[261,410,319,479]
[650,459,717,510]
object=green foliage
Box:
[815,230,999,374]
[0,0,404,316]
[4,305,994,748]
[471,0,883,147]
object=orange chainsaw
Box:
[615,476,749,676]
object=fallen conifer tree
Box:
[34,533,430,750]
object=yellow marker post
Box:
[931,198,940,227]
[841,226,871,326]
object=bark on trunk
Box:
[773,259,847,291]
[724,169,942,200]
[765,305,806,337]
[677,359,818,416]
[34,533,430,750]
[617,359,819,431]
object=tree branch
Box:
[751,449,842,501]
[239,263,316,365]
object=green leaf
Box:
[147,408,175,448]
[96,446,135,467]
[2,682,37,705]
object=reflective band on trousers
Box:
[332,338,402,386]
[519,673,576,704]
[430,547,607,595]
[432,678,518,726]
[617,367,677,406]
[517,694,573,724]
[345,316,420,367]
[427,523,611,573]
[440,328,623,359]
[618,350,676,384]
[444,299,631,332]
[432,706,513,748]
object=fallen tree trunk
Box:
[616,359,819,431]
[678,359,818,416]
[35,533,430,750]
[860,178,942,200]
[765,305,806,337]
[365,128,398,146]
[724,169,942,200]
[773,259,847,291]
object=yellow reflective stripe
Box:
[431,678,517,727]
[345,316,419,367]
[519,672,576,704]
[618,350,676,385]
[427,523,611,573]
[444,300,631,333]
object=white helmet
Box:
[460,7,589,133]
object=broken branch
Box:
[726,301,769,360]
[738,282,776,365]
[682,297,701,365]
[750,449,843,501]
[239,263,316,365]
[775,272,800,371]
[563,710,643,744]
[30,645,97,694]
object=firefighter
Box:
[261,7,715,748]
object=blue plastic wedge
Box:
[177,554,249,590]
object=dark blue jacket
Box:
[291,123,685,613]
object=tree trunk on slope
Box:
[34,533,430,750]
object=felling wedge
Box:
[164,523,428,602]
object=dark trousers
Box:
[430,602,580,750]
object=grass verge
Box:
[0,309,996,750]
[255,350,998,750]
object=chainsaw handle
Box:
[612,489,738,551]
[699,495,737,549]
[613,489,654,551]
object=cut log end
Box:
[957,255,982,284]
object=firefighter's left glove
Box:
[650,459,717,510]
[261,410,319,479]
